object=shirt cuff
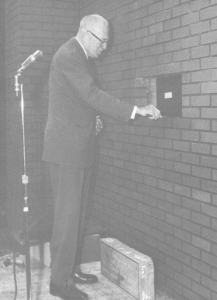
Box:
[130,106,137,119]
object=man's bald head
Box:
[76,14,109,58]
[78,15,109,34]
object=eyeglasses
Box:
[87,30,108,45]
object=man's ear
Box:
[83,30,89,41]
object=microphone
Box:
[21,50,43,70]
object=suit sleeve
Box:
[56,50,135,123]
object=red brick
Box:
[202,275,217,293]
[173,49,190,61]
[155,9,172,22]
[202,251,217,268]
[190,20,210,34]
[174,162,191,174]
[192,236,211,252]
[190,0,210,12]
[202,205,217,220]
[182,35,200,49]
[149,1,164,14]
[182,130,199,141]
[164,0,179,10]
[182,11,199,25]
[182,108,200,118]
[201,30,217,44]
[173,26,190,39]
[172,3,190,17]
[149,22,163,35]
[192,212,211,227]
[201,132,217,143]
[164,62,181,73]
[182,197,200,212]
[174,184,191,197]
[182,60,200,72]
[192,281,211,299]
[191,45,209,59]
[192,166,211,178]
[183,242,201,258]
[202,107,217,118]
[183,287,201,300]
[164,17,181,31]
[191,119,210,130]
[200,5,217,20]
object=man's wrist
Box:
[131,106,138,119]
[135,107,144,116]
[135,106,148,117]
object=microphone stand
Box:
[15,66,32,300]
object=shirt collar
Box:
[75,37,88,59]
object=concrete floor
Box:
[0,258,173,300]
[0,227,174,300]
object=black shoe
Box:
[73,270,98,284]
[50,280,89,300]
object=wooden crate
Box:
[101,238,154,300]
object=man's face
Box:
[85,24,109,58]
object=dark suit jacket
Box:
[43,38,134,168]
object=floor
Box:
[0,227,174,300]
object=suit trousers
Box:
[49,162,92,287]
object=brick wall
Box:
[80,1,217,299]
[5,0,79,230]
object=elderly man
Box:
[43,14,161,300]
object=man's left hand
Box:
[95,116,103,135]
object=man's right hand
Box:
[136,104,162,120]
